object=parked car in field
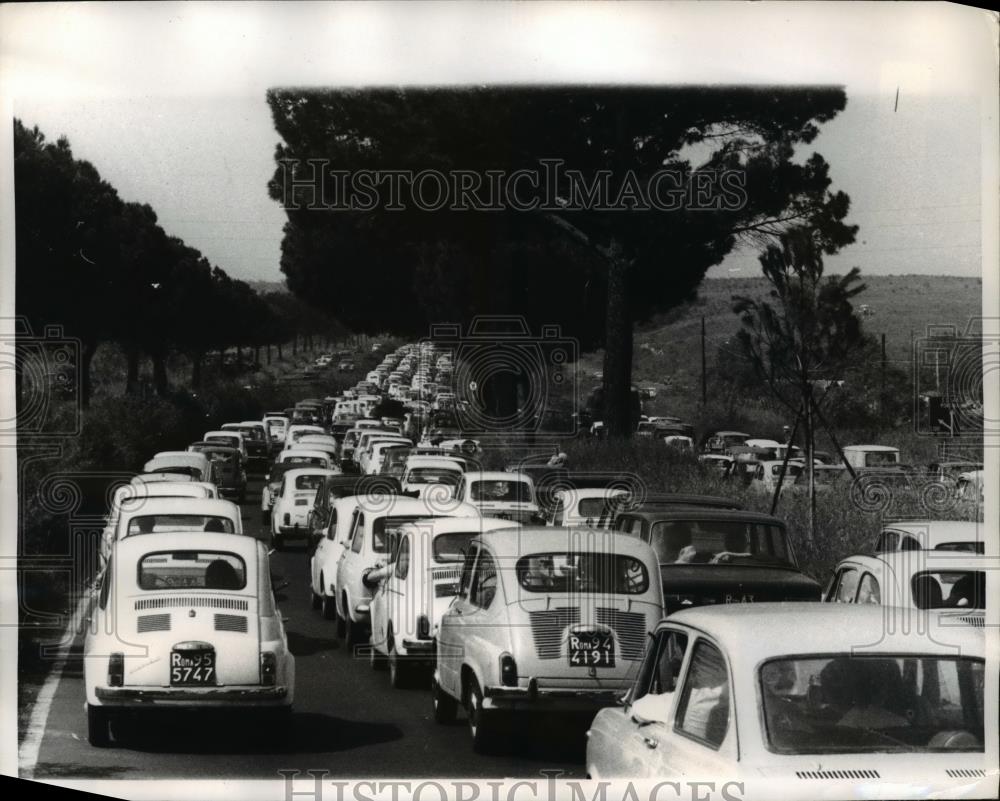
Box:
[702,431,750,454]
[825,551,988,611]
[453,471,542,524]
[368,517,515,688]
[84,532,294,747]
[188,444,247,502]
[433,527,663,753]
[335,496,480,647]
[585,603,987,797]
[698,453,734,475]
[955,470,984,508]
[787,464,847,496]
[143,452,213,484]
[270,467,341,550]
[874,520,985,554]
[926,460,983,483]
[749,460,802,496]
[842,444,900,469]
[613,507,820,613]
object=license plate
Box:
[170,649,216,686]
[569,632,615,668]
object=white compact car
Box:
[143,452,213,484]
[453,471,541,524]
[368,516,514,688]
[203,431,247,460]
[874,520,985,554]
[335,496,480,648]
[113,496,244,546]
[284,424,327,448]
[433,527,663,753]
[270,467,341,550]
[84,532,294,747]
[310,495,369,620]
[274,449,333,470]
[399,456,465,499]
[546,488,628,527]
[585,604,989,800]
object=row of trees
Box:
[14,120,341,406]
[266,86,858,435]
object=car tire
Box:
[87,704,112,748]
[310,589,322,610]
[466,676,498,754]
[345,617,366,650]
[369,640,388,671]
[432,677,458,724]
[321,593,337,620]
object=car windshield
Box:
[760,655,985,754]
[294,475,326,491]
[865,451,898,465]
[208,436,240,448]
[127,515,235,535]
[203,450,234,463]
[649,520,793,566]
[911,571,986,609]
[284,456,327,467]
[407,467,461,485]
[577,497,620,518]
[470,480,532,503]
[516,552,649,595]
[138,550,247,590]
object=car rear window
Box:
[578,497,620,518]
[515,552,649,595]
[911,571,986,609]
[432,531,482,562]
[127,515,235,535]
[650,520,792,566]
[470,480,532,503]
[295,474,326,491]
[138,550,247,590]
[283,456,327,467]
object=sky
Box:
[1,2,995,283]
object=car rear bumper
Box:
[400,638,435,655]
[95,685,290,706]
[275,525,308,538]
[483,679,621,710]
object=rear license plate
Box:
[170,649,216,686]
[569,632,615,668]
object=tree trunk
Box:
[254,346,260,368]
[79,341,98,409]
[191,352,203,389]
[602,244,634,438]
[266,344,272,365]
[125,346,141,396]
[277,342,283,360]
[803,382,815,544]
[151,351,169,397]
[292,335,298,355]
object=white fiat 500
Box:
[113,497,244,545]
[143,452,213,484]
[84,532,294,747]
[873,520,986,554]
[270,467,341,550]
[453,471,542,524]
[400,456,465,499]
[335,496,480,648]
[310,495,370,620]
[368,516,514,688]
[585,604,989,800]
[433,527,663,753]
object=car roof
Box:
[554,487,629,501]
[397,516,517,536]
[196,444,238,453]
[115,531,260,564]
[113,482,211,502]
[710,430,749,437]
[405,456,464,469]
[843,444,898,451]
[467,471,534,482]
[281,467,342,480]
[662,603,984,659]
[620,507,784,525]
[118,497,240,516]
[476,526,657,560]
[837,550,989,573]
[278,449,330,460]
[881,520,984,547]
[363,496,480,518]
[204,430,242,438]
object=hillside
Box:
[578,274,983,419]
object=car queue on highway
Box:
[82,339,991,795]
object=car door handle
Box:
[643,736,658,750]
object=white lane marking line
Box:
[18,588,94,779]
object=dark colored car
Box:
[190,444,247,503]
[222,424,269,469]
[613,507,821,613]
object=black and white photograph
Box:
[1,3,997,800]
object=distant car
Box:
[433,527,663,753]
[545,488,628,528]
[359,435,413,475]
[222,422,269,467]
[400,456,465,499]
[873,520,985,554]
[335,496,480,648]
[292,435,341,466]
[702,431,750,453]
[188,444,247,503]
[613,507,821,613]
[203,431,248,461]
[748,460,802,495]
[260,461,311,524]
[368,517,517,688]
[788,463,847,495]
[84,532,294,747]
[453,471,542,524]
[955,470,984,508]
[284,424,327,448]
[698,453,733,475]
[338,360,356,372]
[585,603,987,793]
[662,435,694,451]
[825,551,988,612]
[143,452,213,484]
[842,443,900,469]
[270,467,341,550]
[274,449,333,470]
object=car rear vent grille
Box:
[529,607,580,659]
[958,616,985,627]
[135,597,248,611]
[595,608,646,661]
[946,769,985,778]
[137,613,171,633]
[796,770,880,780]
[214,614,248,633]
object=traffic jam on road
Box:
[84,340,989,791]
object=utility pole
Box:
[701,316,707,406]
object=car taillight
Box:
[417,615,430,639]
[499,653,517,687]
[260,651,277,686]
[108,652,124,687]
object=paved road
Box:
[27,477,588,779]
